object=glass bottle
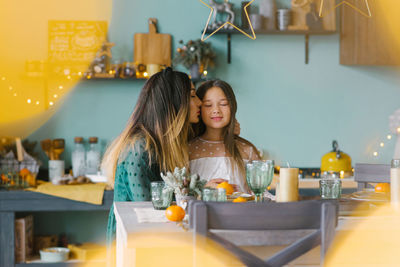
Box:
[86,137,101,175]
[71,137,86,177]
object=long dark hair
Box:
[102,68,192,186]
[195,80,260,177]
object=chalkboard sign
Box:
[48,20,108,76]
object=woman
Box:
[102,67,202,243]
[190,80,260,193]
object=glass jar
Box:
[151,181,173,210]
[319,179,342,199]
[121,62,135,78]
[202,188,218,201]
[110,59,122,77]
[86,137,100,175]
[71,137,86,177]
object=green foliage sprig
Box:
[160,167,206,198]
[173,39,216,70]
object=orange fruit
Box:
[1,174,9,182]
[375,183,390,193]
[216,181,234,195]
[19,168,30,177]
[165,205,185,222]
[26,174,36,187]
[233,197,247,203]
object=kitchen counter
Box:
[269,175,357,189]
[0,190,113,267]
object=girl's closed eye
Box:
[202,101,212,108]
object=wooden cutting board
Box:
[134,18,171,66]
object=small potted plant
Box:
[173,39,216,79]
[160,167,206,210]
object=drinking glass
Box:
[151,181,173,210]
[202,188,218,201]
[217,188,227,202]
[246,160,274,202]
[319,179,342,199]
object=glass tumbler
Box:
[202,188,218,201]
[151,181,173,210]
[319,179,342,199]
[217,188,227,202]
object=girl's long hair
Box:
[102,68,191,186]
[195,80,260,178]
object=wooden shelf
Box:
[83,77,207,83]
[205,29,336,35]
[82,77,147,81]
[203,28,337,64]
[16,262,78,267]
[17,259,105,266]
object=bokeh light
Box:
[0,0,112,138]
[79,230,242,267]
[326,204,400,266]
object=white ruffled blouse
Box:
[188,137,259,192]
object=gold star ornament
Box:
[319,0,372,18]
[200,0,256,41]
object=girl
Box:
[189,80,260,193]
[102,67,202,243]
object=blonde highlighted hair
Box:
[101,68,192,187]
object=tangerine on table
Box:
[233,197,247,203]
[217,181,234,195]
[375,183,390,193]
[165,205,185,222]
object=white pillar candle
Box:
[391,159,400,209]
[277,168,299,202]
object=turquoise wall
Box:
[25,0,400,247]
[29,0,400,169]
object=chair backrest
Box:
[354,163,390,191]
[190,200,337,267]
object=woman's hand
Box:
[205,178,226,188]
[233,119,241,136]
[205,178,240,192]
[231,184,240,192]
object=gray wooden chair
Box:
[354,163,390,191]
[190,200,337,267]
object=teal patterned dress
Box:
[106,139,161,244]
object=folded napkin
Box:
[26,181,107,205]
[134,207,169,223]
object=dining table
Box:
[113,195,383,267]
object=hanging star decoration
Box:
[200,0,256,41]
[319,0,372,18]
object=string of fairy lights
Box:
[0,74,67,108]
[371,132,399,158]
